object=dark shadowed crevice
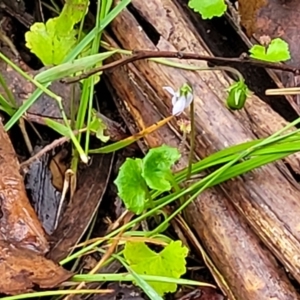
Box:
[127,4,161,45]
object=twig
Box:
[20,135,70,170]
[63,50,300,84]
[266,87,300,96]
[20,128,86,170]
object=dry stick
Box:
[20,128,87,170]
[64,50,300,84]
[266,87,300,95]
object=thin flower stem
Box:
[211,65,244,82]
[167,171,185,205]
[144,184,154,209]
[187,100,195,180]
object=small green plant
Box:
[25,0,88,65]
[114,145,180,214]
[188,0,227,19]
[124,240,188,296]
[249,37,291,62]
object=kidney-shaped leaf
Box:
[142,145,181,191]
[124,241,188,296]
[188,0,227,19]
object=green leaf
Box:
[124,241,188,296]
[114,158,147,214]
[25,18,78,65]
[249,38,291,62]
[226,80,249,110]
[0,94,16,116]
[25,0,89,66]
[142,145,181,191]
[35,51,116,83]
[123,263,164,300]
[188,0,227,19]
[89,111,110,142]
[45,118,71,136]
[56,0,88,34]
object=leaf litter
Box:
[0,120,73,294]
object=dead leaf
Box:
[0,121,49,253]
[49,148,69,191]
[48,153,114,262]
[238,0,268,36]
[0,240,72,295]
[25,148,62,235]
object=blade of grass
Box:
[89,116,174,153]
[0,95,16,116]
[0,72,16,107]
[121,262,164,300]
[83,0,110,155]
[1,289,112,300]
[151,119,300,234]
[173,131,300,184]
[61,117,300,263]
[63,0,132,62]
[0,52,61,105]
[72,273,214,288]
[35,51,117,83]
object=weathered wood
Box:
[102,0,300,298]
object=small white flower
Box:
[163,83,194,116]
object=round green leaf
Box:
[249,38,291,63]
[114,158,147,214]
[124,240,188,296]
[142,145,181,191]
[188,0,227,19]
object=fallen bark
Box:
[101,0,300,298]
[0,239,72,295]
[0,120,48,253]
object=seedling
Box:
[114,145,181,214]
[249,38,291,63]
[25,0,88,66]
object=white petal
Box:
[172,96,186,115]
[171,95,178,106]
[163,86,176,96]
[185,92,194,107]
